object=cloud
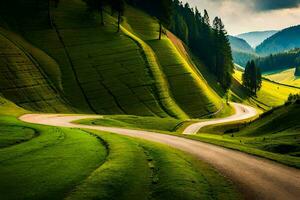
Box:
[254,0,300,11]
[182,0,300,35]
[191,0,300,11]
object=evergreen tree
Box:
[243,61,262,94]
[203,9,210,25]
[111,0,125,32]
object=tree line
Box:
[242,61,262,94]
[254,48,300,74]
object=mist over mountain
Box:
[237,30,277,48]
[228,36,258,67]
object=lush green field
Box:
[230,70,300,110]
[265,68,300,87]
[0,93,239,200]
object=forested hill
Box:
[254,49,300,74]
[256,25,300,55]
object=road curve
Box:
[20,113,300,200]
[183,103,258,134]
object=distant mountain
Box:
[228,36,254,53]
[237,30,277,48]
[256,25,300,56]
[228,36,257,67]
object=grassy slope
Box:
[265,68,300,87]
[192,102,300,168]
[0,30,73,113]
[3,0,185,118]
[124,6,224,118]
[230,69,300,110]
[77,115,182,132]
[0,0,226,119]
[0,96,239,200]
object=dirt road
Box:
[183,103,257,134]
[20,110,300,200]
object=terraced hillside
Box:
[124,6,223,118]
[0,30,72,113]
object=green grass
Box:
[66,129,240,200]
[265,68,300,87]
[0,125,36,148]
[0,116,108,200]
[1,0,187,117]
[0,28,73,113]
[0,93,239,200]
[230,69,300,110]
[77,115,182,132]
[0,0,230,119]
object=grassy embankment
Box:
[265,68,300,87]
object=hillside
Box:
[265,68,300,87]
[228,35,257,67]
[256,25,300,55]
[228,36,254,53]
[230,70,300,110]
[237,30,277,48]
[0,28,73,113]
[0,0,225,118]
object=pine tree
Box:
[203,9,210,26]
[243,60,262,94]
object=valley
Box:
[0,0,300,199]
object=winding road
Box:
[19,103,300,200]
[183,103,257,134]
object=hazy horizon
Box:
[182,0,300,35]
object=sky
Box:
[182,0,300,35]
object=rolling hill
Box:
[256,25,300,55]
[237,30,277,48]
[0,0,225,119]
